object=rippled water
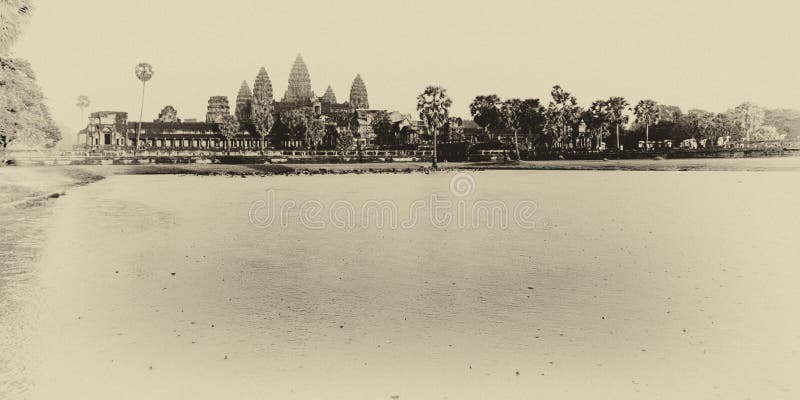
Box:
[2,170,800,399]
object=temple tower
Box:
[253,66,273,105]
[205,96,231,123]
[322,85,337,103]
[157,105,178,123]
[282,54,314,103]
[349,74,369,109]
[235,81,254,123]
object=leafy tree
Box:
[634,99,660,149]
[251,98,274,150]
[711,112,740,145]
[753,125,782,140]
[331,110,358,153]
[518,99,545,148]
[582,100,611,150]
[371,111,394,146]
[657,105,682,123]
[606,96,629,150]
[544,86,581,150]
[469,95,503,141]
[1,3,60,150]
[219,114,239,153]
[134,62,154,151]
[279,108,311,146]
[306,116,325,150]
[1,0,33,53]
[764,108,800,139]
[444,116,465,143]
[501,98,544,157]
[335,128,355,153]
[417,86,452,169]
[674,109,713,144]
[731,102,765,141]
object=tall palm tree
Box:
[0,0,33,53]
[134,62,154,152]
[75,95,90,146]
[607,96,629,150]
[544,85,581,151]
[76,95,90,121]
[634,99,660,150]
[583,100,611,150]
[417,86,452,169]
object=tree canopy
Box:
[1,2,61,150]
[469,95,503,139]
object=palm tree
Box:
[634,99,660,151]
[134,62,154,152]
[583,100,611,150]
[417,86,452,169]
[606,97,629,150]
[544,86,581,151]
[75,95,90,145]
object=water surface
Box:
[3,170,800,399]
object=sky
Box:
[12,0,800,140]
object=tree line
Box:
[465,85,787,156]
[1,1,61,150]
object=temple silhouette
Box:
[77,54,418,152]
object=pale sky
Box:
[12,0,800,137]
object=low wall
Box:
[3,152,434,166]
[523,148,800,161]
[5,147,799,166]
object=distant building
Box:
[205,96,230,124]
[282,54,315,103]
[78,54,413,152]
[157,105,178,123]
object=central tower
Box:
[282,54,314,103]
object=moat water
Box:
[2,171,800,399]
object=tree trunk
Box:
[136,81,146,156]
[616,124,620,150]
[645,124,650,151]
[513,128,520,161]
[432,126,438,169]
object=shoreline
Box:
[2,157,800,210]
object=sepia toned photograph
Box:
[2,0,800,399]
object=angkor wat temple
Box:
[78,54,418,153]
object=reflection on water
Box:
[3,171,800,399]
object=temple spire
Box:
[253,67,273,104]
[283,53,314,103]
[235,80,253,123]
[349,74,368,109]
[206,96,230,123]
[322,85,337,103]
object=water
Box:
[2,170,800,399]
